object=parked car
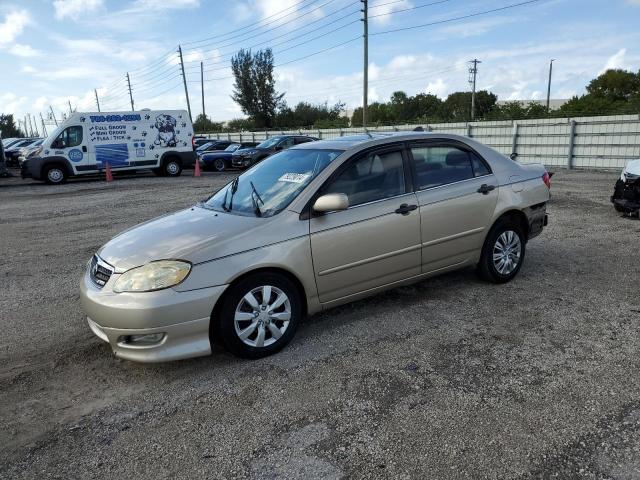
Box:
[611,159,640,216]
[80,132,551,363]
[17,139,45,166]
[21,110,195,184]
[201,142,259,171]
[5,138,41,166]
[192,136,210,150]
[231,135,317,169]
[2,137,21,148]
[195,140,236,155]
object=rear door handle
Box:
[395,203,418,215]
[82,146,87,152]
[477,184,496,195]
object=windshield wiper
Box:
[249,181,264,217]
[222,176,240,212]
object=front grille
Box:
[89,255,114,288]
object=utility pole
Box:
[546,59,555,112]
[94,88,101,112]
[126,73,134,111]
[68,100,74,116]
[361,0,368,128]
[200,61,206,120]
[23,115,28,137]
[31,115,39,137]
[40,112,48,137]
[468,59,481,121]
[178,45,192,122]
[49,106,58,126]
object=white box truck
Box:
[21,110,196,184]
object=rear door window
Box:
[410,145,484,189]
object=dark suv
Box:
[231,135,318,169]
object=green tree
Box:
[193,114,223,133]
[586,69,640,101]
[0,114,23,138]
[226,118,255,131]
[441,90,497,122]
[230,48,283,128]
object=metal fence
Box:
[204,114,640,170]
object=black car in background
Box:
[200,142,259,171]
[231,135,318,169]
[195,140,236,154]
[5,138,41,167]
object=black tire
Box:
[42,164,68,185]
[213,158,226,172]
[217,273,302,359]
[163,157,182,177]
[477,218,526,283]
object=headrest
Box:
[445,150,469,167]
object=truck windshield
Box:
[203,149,343,217]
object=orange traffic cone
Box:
[105,161,113,183]
[194,157,201,177]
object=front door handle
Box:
[477,184,496,195]
[82,146,87,152]
[395,203,418,215]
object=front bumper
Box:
[80,268,227,362]
[231,156,252,168]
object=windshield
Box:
[225,144,240,152]
[204,148,343,217]
[196,142,215,151]
[256,137,282,149]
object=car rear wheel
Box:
[213,158,226,172]
[477,219,526,283]
[43,164,67,185]
[217,273,301,359]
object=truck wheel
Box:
[163,158,182,177]
[43,164,68,185]
[477,218,526,283]
[213,159,226,172]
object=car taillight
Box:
[542,172,551,189]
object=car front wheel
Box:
[164,158,182,177]
[217,273,301,358]
[477,219,526,283]
[43,164,67,184]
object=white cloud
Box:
[0,92,29,116]
[599,48,629,74]
[437,16,518,39]
[370,0,412,25]
[9,43,41,57]
[133,0,199,9]
[425,78,447,98]
[626,0,640,5]
[21,65,37,74]
[0,9,31,46]
[53,0,105,21]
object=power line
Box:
[370,0,543,36]
[183,4,360,70]
[368,0,452,19]
[182,0,340,51]
[182,0,317,46]
[192,17,360,75]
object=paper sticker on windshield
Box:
[279,173,310,183]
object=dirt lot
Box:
[1,168,639,479]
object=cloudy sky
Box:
[1,0,639,127]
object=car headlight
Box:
[112,260,191,293]
[30,146,43,158]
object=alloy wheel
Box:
[492,230,522,275]
[234,285,291,348]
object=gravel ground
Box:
[1,167,640,479]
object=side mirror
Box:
[509,152,518,160]
[313,193,349,213]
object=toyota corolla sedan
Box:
[80,132,550,362]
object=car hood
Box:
[202,151,232,159]
[97,206,300,271]
[233,147,270,156]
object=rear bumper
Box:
[525,203,548,240]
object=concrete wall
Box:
[205,114,640,170]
